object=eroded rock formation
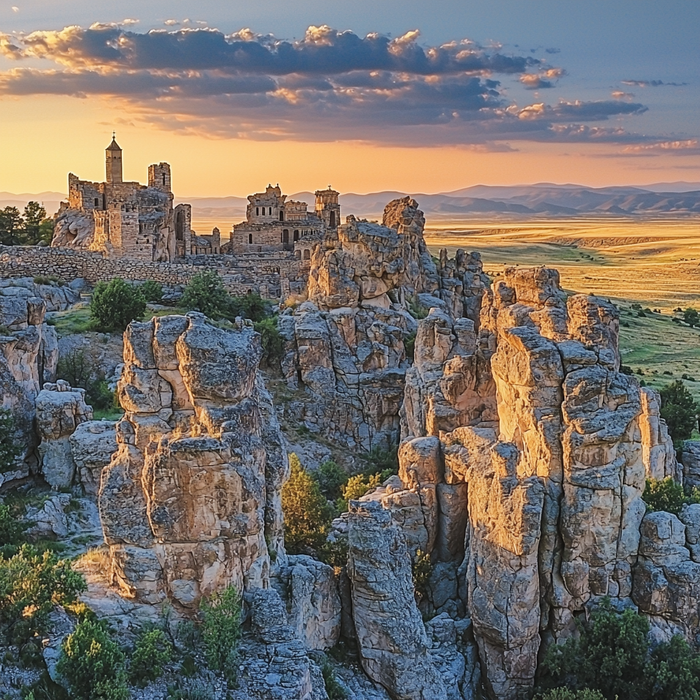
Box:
[0,283,58,484]
[98,313,287,608]
[281,197,490,452]
[380,265,685,699]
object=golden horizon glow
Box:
[1,95,698,197]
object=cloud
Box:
[621,79,688,87]
[620,139,700,156]
[0,23,659,148]
[11,6,19,13]
[121,19,139,27]
[612,90,635,99]
[519,68,565,90]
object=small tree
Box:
[282,454,334,554]
[254,317,285,369]
[90,278,146,332]
[129,627,173,686]
[0,408,20,474]
[683,308,700,328]
[538,599,650,700]
[0,206,23,245]
[643,477,700,515]
[140,280,163,303]
[660,380,699,443]
[314,460,348,501]
[57,619,128,700]
[181,270,231,320]
[200,585,242,683]
[230,291,268,322]
[22,201,52,245]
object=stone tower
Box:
[106,135,123,184]
[315,186,340,229]
[148,162,172,193]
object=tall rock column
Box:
[98,313,287,608]
[347,500,448,700]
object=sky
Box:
[0,0,698,197]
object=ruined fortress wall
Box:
[0,245,301,299]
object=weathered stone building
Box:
[228,184,340,256]
[51,136,201,262]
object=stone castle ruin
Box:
[227,184,340,258]
[51,136,221,262]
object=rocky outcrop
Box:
[98,313,287,608]
[281,198,490,453]
[347,500,448,700]
[233,588,328,700]
[0,284,58,484]
[35,381,93,489]
[681,440,700,488]
[633,510,700,645]
[276,555,342,651]
[70,420,118,496]
[639,387,680,481]
[370,265,682,700]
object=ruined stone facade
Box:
[51,137,218,262]
[228,184,339,258]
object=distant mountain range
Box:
[2,182,700,222]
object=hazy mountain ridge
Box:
[2,183,699,222]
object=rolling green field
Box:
[424,217,700,400]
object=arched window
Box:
[293,230,299,242]
[162,174,166,186]
[94,198,99,208]
[303,249,311,260]
[279,211,284,221]
[256,207,259,216]
[248,233,253,244]
[282,229,289,244]
[269,207,273,215]
[330,211,336,227]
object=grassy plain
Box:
[424,217,700,400]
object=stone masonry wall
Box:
[0,245,302,299]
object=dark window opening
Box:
[293,230,299,242]
[256,207,259,216]
[248,233,253,245]
[162,174,166,186]
[283,229,289,244]
[280,211,284,221]
[330,211,336,228]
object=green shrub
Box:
[0,408,21,474]
[536,690,605,700]
[167,681,215,700]
[181,271,231,320]
[129,627,173,686]
[0,545,86,644]
[230,291,268,322]
[538,599,650,700]
[140,280,163,303]
[254,316,284,368]
[320,537,349,570]
[683,308,700,328]
[56,350,116,412]
[321,659,347,699]
[0,503,28,557]
[359,445,398,479]
[338,472,382,512]
[660,380,699,443]
[643,477,700,515]
[90,279,146,332]
[200,584,242,683]
[57,619,128,700]
[282,454,335,554]
[405,331,416,361]
[644,634,700,699]
[314,460,348,501]
[412,549,432,601]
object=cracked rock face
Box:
[281,198,490,453]
[0,285,58,484]
[382,265,683,700]
[36,380,93,489]
[98,313,287,608]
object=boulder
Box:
[36,380,93,489]
[69,420,118,496]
